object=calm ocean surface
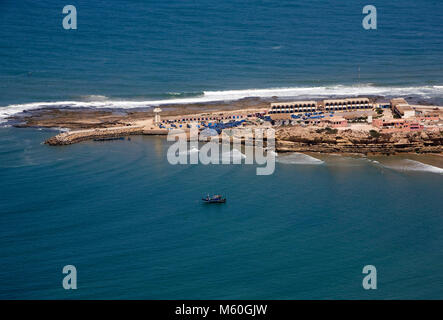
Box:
[0,128,442,299]
[0,0,442,112]
[0,0,443,299]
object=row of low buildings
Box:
[152,97,441,133]
[266,97,375,128]
[268,98,373,114]
[160,114,245,124]
[266,97,442,132]
[269,113,349,128]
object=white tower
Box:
[153,107,162,124]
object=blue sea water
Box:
[0,0,442,113]
[0,0,443,299]
[0,128,442,299]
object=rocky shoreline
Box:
[5,97,443,155]
[42,123,443,156]
[44,126,168,146]
[275,127,442,155]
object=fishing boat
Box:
[202,194,226,203]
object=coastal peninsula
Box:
[7,96,443,155]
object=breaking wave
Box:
[382,159,443,174]
[277,152,324,165]
[202,84,443,101]
[177,146,200,156]
[221,149,247,162]
[188,146,200,154]
[1,84,442,122]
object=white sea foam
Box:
[221,149,247,161]
[269,151,278,157]
[277,152,324,165]
[178,146,200,155]
[383,159,443,174]
[1,84,442,122]
[189,146,199,153]
[201,84,443,101]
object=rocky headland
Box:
[276,127,442,155]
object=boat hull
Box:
[202,199,226,203]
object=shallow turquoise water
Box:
[1,127,442,299]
